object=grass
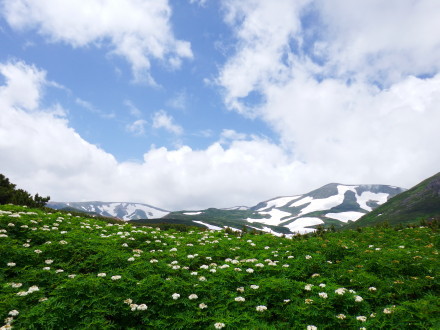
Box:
[1,204,439,329]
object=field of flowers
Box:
[1,204,439,329]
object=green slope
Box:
[344,172,440,229]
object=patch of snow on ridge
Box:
[284,217,324,234]
[192,221,222,230]
[325,211,365,223]
[183,211,203,215]
[356,192,389,212]
[294,185,357,216]
[246,209,292,226]
[260,196,302,210]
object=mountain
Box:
[344,172,440,229]
[47,201,169,220]
[152,183,405,235]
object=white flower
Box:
[172,293,180,300]
[34,249,42,254]
[7,262,16,267]
[236,287,245,292]
[319,283,326,288]
[199,276,206,281]
[246,268,254,273]
[318,292,328,299]
[97,273,107,277]
[214,322,225,329]
[150,259,158,263]
[256,305,267,312]
[187,254,195,259]
[199,303,208,309]
[304,284,313,291]
[68,274,76,278]
[284,299,291,303]
[10,283,22,288]
[124,298,133,305]
[122,243,128,247]
[354,295,363,302]
[235,296,245,302]
[305,255,312,259]
[17,291,28,296]
[28,285,39,293]
[210,269,216,273]
[111,275,121,280]
[356,316,367,322]
[188,294,198,300]
[59,240,68,245]
[335,288,346,295]
[55,269,64,273]
[137,304,148,311]
[336,314,346,319]
[8,310,19,316]
[383,308,393,314]
[250,285,259,289]
[45,260,54,264]
[130,303,138,311]
[307,326,317,330]
[127,257,135,262]
[39,297,48,302]
[368,286,377,292]
[170,248,177,252]
[305,299,313,304]
[311,273,320,278]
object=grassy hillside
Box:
[345,172,440,229]
[1,204,439,329]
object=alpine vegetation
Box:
[0,204,438,329]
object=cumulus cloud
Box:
[0,60,306,210]
[216,0,440,189]
[152,110,183,135]
[1,0,193,84]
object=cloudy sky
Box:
[1,0,440,211]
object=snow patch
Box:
[284,217,324,234]
[325,211,365,223]
[356,192,389,212]
[258,196,302,211]
[183,211,203,215]
[246,209,292,226]
[192,220,222,230]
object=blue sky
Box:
[1,0,440,210]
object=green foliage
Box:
[0,204,439,329]
[0,174,50,208]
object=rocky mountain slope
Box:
[47,201,169,220]
[344,172,440,229]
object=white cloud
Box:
[216,0,440,190]
[126,119,148,136]
[167,91,188,110]
[1,0,193,84]
[152,110,183,135]
[124,100,142,118]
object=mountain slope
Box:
[345,172,440,228]
[47,201,169,220]
[162,183,405,235]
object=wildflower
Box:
[307,326,317,330]
[17,291,28,296]
[170,248,177,252]
[256,305,267,312]
[318,292,328,299]
[383,308,394,314]
[368,287,377,292]
[237,287,245,292]
[356,316,367,322]
[250,285,259,289]
[305,255,312,259]
[235,296,245,302]
[311,273,320,278]
[150,259,158,263]
[137,304,148,311]
[354,295,363,302]
[210,268,216,273]
[214,322,225,329]
[127,257,135,262]
[8,310,19,316]
[284,299,291,303]
[172,293,180,300]
[305,299,313,304]
[124,299,133,305]
[34,249,42,254]
[59,240,68,244]
[22,243,30,247]
[97,273,107,277]
[45,260,54,264]
[28,285,39,293]
[7,262,16,267]
[111,275,121,280]
[55,269,64,273]
[188,294,198,300]
[319,283,326,288]
[336,314,346,319]
[246,268,254,273]
[187,254,195,258]
[130,303,138,311]
[304,284,313,291]
[9,283,22,288]
[68,274,76,278]
[198,302,208,309]
[199,276,206,281]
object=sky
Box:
[1,0,440,211]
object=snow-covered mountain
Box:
[47,201,169,220]
[161,183,405,235]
